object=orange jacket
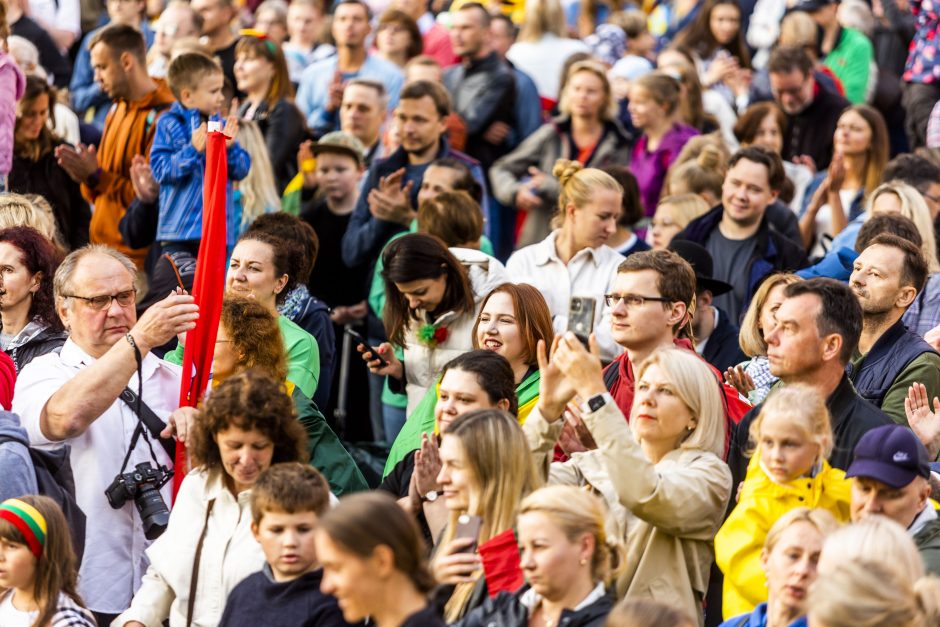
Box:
[82,79,174,267]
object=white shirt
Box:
[116,469,265,627]
[13,339,182,614]
[506,231,625,361]
[27,0,81,37]
[810,188,859,259]
[507,35,590,101]
[0,592,35,627]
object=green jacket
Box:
[915,517,940,577]
[824,27,874,104]
[292,386,369,496]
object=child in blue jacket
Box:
[150,52,250,255]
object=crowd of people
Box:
[2,0,940,624]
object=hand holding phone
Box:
[346,328,388,368]
[454,514,483,554]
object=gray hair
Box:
[54,245,137,307]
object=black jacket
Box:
[9,145,90,251]
[676,205,808,320]
[781,84,849,171]
[453,586,615,627]
[6,326,67,373]
[702,308,746,373]
[729,374,892,489]
[444,52,515,168]
[239,98,309,193]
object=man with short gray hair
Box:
[13,244,198,625]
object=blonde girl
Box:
[0,496,95,627]
[665,143,727,206]
[715,385,851,619]
[650,194,710,250]
[628,72,700,216]
[454,486,625,626]
[432,408,542,622]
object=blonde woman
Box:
[830,181,940,272]
[506,160,626,361]
[725,273,802,404]
[719,507,838,627]
[818,515,925,582]
[0,193,66,251]
[235,120,281,233]
[490,63,632,246]
[432,408,542,622]
[526,344,732,625]
[665,144,727,206]
[506,0,589,104]
[453,486,623,626]
[650,194,710,249]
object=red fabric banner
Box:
[173,129,228,496]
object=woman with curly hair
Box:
[116,369,308,627]
[0,226,65,371]
[210,295,366,495]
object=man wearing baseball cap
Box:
[846,424,940,575]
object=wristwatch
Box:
[422,489,440,503]
[579,392,614,416]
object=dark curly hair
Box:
[220,296,287,382]
[234,230,298,306]
[0,226,63,332]
[189,369,307,470]
[246,212,319,283]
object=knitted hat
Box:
[0,498,47,558]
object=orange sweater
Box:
[82,79,175,268]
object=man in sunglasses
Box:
[12,245,198,626]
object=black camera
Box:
[105,462,171,540]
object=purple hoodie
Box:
[0,51,25,178]
[630,122,699,216]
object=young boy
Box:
[218,463,351,627]
[150,52,250,257]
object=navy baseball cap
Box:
[846,425,931,488]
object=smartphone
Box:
[454,513,483,554]
[344,327,388,368]
[567,296,597,348]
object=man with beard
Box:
[848,234,940,424]
[674,146,807,323]
[767,45,849,171]
[341,79,487,269]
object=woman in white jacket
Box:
[115,370,308,627]
[361,232,507,414]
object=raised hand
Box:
[130,155,159,204]
[724,364,755,396]
[55,143,99,183]
[131,291,199,353]
[431,537,481,584]
[906,382,940,459]
[535,336,578,422]
[191,122,208,153]
[357,341,404,380]
[414,433,443,495]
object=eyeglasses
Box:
[62,289,137,310]
[604,293,673,308]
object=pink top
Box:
[0,52,25,177]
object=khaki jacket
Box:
[523,403,732,626]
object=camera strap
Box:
[119,387,176,461]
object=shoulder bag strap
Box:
[119,387,176,460]
[186,498,215,627]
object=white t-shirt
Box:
[0,591,37,627]
[811,188,859,258]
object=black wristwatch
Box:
[579,392,614,415]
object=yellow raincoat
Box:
[715,451,852,619]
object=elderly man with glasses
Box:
[12,244,198,626]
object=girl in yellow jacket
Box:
[715,385,852,619]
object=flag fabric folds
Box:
[174,127,228,496]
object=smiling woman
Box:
[115,370,308,627]
[8,77,90,252]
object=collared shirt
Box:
[519,582,606,617]
[506,230,625,361]
[13,338,181,614]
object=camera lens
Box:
[135,485,170,540]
